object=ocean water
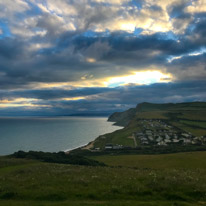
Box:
[0,117,122,155]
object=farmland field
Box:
[180,120,206,129]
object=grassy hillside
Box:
[92,102,206,150]
[1,151,206,206]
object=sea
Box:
[0,117,122,156]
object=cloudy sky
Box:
[0,0,206,116]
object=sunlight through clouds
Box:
[0,98,50,108]
[120,23,136,32]
[106,71,173,87]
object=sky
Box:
[0,0,206,116]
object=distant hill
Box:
[108,108,136,126]
[108,102,206,126]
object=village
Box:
[136,120,206,146]
[104,119,206,150]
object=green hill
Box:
[109,102,206,125]
[91,102,206,150]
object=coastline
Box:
[64,120,122,154]
[64,140,95,154]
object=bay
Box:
[0,117,122,155]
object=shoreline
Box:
[64,140,95,154]
[64,120,122,154]
[0,118,121,156]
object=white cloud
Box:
[37,0,77,16]
[0,0,30,18]
[29,43,53,51]
[0,0,189,39]
[186,0,206,13]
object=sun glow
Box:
[62,97,86,101]
[86,58,96,63]
[0,98,49,108]
[105,71,173,87]
[30,71,173,90]
[120,23,136,32]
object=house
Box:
[173,139,180,143]
[105,144,113,149]
[183,138,191,144]
[148,135,154,141]
[156,137,162,142]
[192,140,197,145]
[113,145,123,149]
[158,141,167,146]
[142,140,149,145]
[182,133,190,138]
[165,134,171,139]
[141,137,148,141]
[145,130,152,135]
[137,135,144,140]
[165,139,171,143]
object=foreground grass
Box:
[0,200,205,206]
[1,152,206,206]
[91,151,206,169]
[1,200,205,206]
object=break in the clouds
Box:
[0,0,206,115]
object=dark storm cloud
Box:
[0,38,24,59]
[186,14,206,44]
[0,29,205,89]
[168,0,190,19]
[0,87,111,100]
[1,80,205,103]
[0,0,206,115]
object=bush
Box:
[10,151,105,166]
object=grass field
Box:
[91,151,206,169]
[0,200,202,206]
[1,152,206,206]
[180,120,206,129]
[93,120,141,149]
[136,111,168,120]
[177,111,206,121]
[93,128,135,149]
[171,121,206,136]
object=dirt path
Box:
[128,134,137,147]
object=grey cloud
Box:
[0,30,205,90]
[0,81,205,116]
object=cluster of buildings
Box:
[136,120,206,146]
[101,119,206,150]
